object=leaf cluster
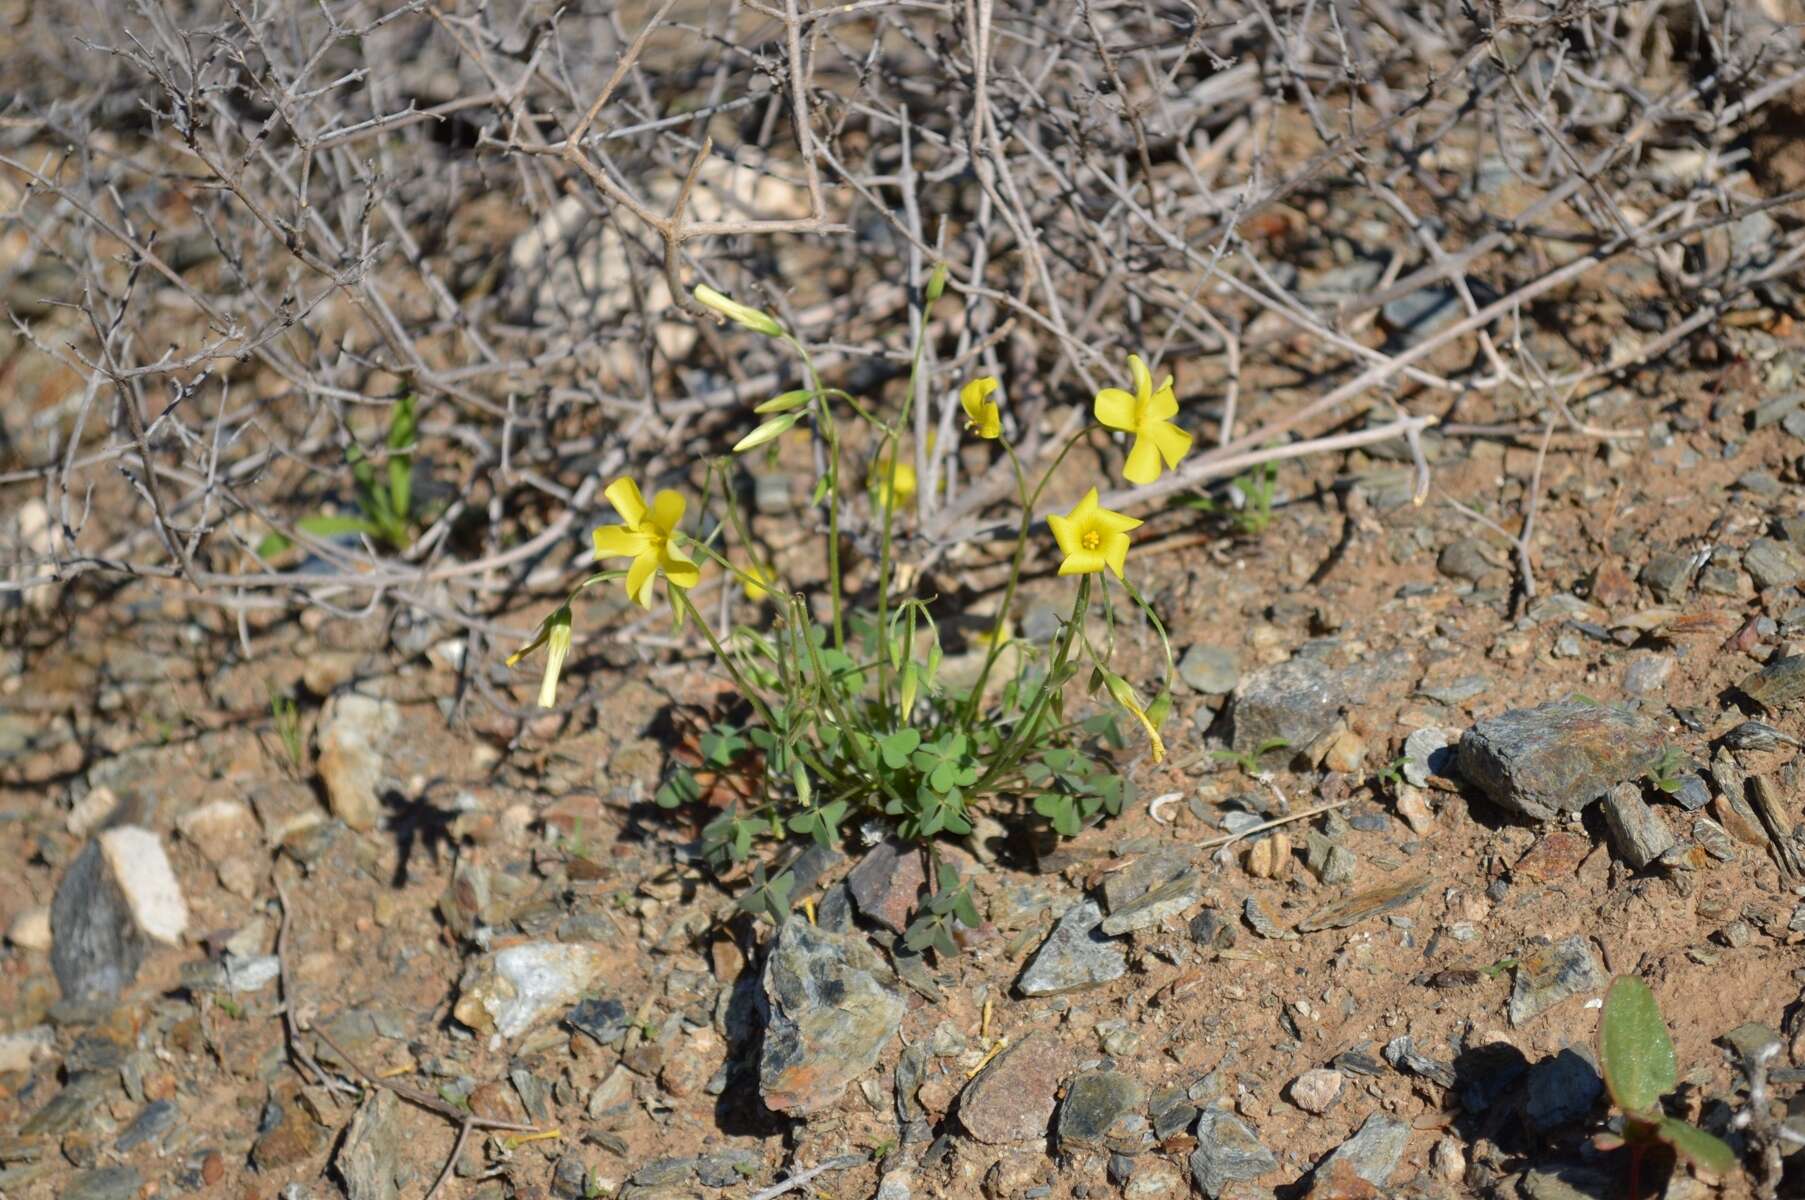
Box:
[259,395,421,556]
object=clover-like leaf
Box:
[880,729,921,769]
[1600,975,1677,1113]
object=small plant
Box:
[510,273,1190,945]
[1211,737,1291,777]
[259,394,420,556]
[1644,745,1688,795]
[269,685,303,770]
[1374,754,1409,790]
[1182,459,1279,536]
[1597,975,1736,1194]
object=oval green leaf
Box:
[1600,975,1676,1112]
[1655,1117,1737,1177]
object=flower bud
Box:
[694,284,784,337]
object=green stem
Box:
[962,425,1097,723]
[876,305,931,710]
[784,334,845,652]
[975,575,1090,791]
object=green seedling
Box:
[1181,459,1280,536]
[259,394,420,556]
[269,685,303,770]
[1211,737,1290,777]
[1644,745,1688,795]
[1597,975,1737,1195]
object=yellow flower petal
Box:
[1123,436,1162,485]
[1093,506,1143,535]
[1046,511,1079,559]
[1058,548,1108,576]
[1103,531,1131,578]
[661,543,700,591]
[593,524,649,560]
[649,489,686,536]
[624,551,658,607]
[1127,354,1153,403]
[1150,420,1194,469]
[1147,381,1180,422]
[604,477,648,528]
[1094,387,1136,431]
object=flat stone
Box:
[0,1026,52,1072]
[113,1099,176,1152]
[1188,909,1237,950]
[453,942,611,1039]
[1294,876,1427,933]
[758,921,903,1115]
[1017,899,1127,996]
[1672,775,1713,812]
[1745,538,1805,590]
[958,1033,1068,1144]
[1394,786,1435,836]
[317,693,401,832]
[1523,1048,1602,1134]
[1740,655,1805,710]
[1307,1113,1409,1194]
[1417,675,1489,705]
[252,1082,329,1170]
[1600,783,1675,870]
[337,1089,406,1200]
[846,841,926,934]
[1287,1069,1344,1114]
[1179,644,1241,695]
[1509,936,1606,1026]
[1384,1036,1455,1087]
[7,906,50,951]
[1438,538,1502,584]
[1402,727,1454,787]
[1190,1107,1278,1199]
[1057,1070,1147,1152]
[1694,817,1737,862]
[62,1167,140,1200]
[1622,653,1674,697]
[1512,832,1593,882]
[1229,656,1403,755]
[1100,856,1202,935]
[1124,1157,1188,1198]
[49,839,147,1003]
[1456,697,1666,821]
[566,997,629,1045]
[1641,552,1694,599]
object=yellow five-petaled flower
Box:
[591,478,701,608]
[1094,354,1194,486]
[1047,487,1142,579]
[960,376,1001,439]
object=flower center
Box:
[1081,529,1102,551]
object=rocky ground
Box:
[8,309,1805,1200]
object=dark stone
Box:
[1383,1036,1455,1087]
[846,841,926,934]
[695,1148,762,1188]
[757,921,902,1115]
[1057,1070,1147,1152]
[1189,1107,1277,1199]
[1745,538,1805,590]
[50,841,146,1004]
[1188,909,1237,950]
[62,1167,140,1200]
[113,1099,177,1152]
[1522,1048,1603,1134]
[1740,655,1805,710]
[1641,553,1694,599]
[1307,1113,1409,1193]
[1017,899,1127,995]
[1509,937,1606,1026]
[336,1089,406,1200]
[1600,783,1675,869]
[566,998,628,1046]
[1456,697,1666,821]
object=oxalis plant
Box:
[509,270,1190,954]
[1597,975,1737,1196]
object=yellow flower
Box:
[872,458,917,510]
[960,376,1002,439]
[506,604,573,709]
[591,477,701,608]
[1093,354,1194,486]
[1047,487,1141,578]
[980,617,1013,650]
[741,562,776,602]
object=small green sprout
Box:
[1597,975,1736,1192]
[1211,737,1291,777]
[1644,746,1688,795]
[259,394,422,556]
[269,685,303,770]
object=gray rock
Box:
[958,1033,1067,1144]
[1601,783,1675,869]
[1242,896,1296,940]
[1523,1049,1603,1134]
[1384,1036,1455,1087]
[113,1099,177,1152]
[1402,727,1455,787]
[1751,391,1805,428]
[1520,1164,1616,1200]
[551,1156,590,1200]
[1230,655,1403,755]
[1509,936,1606,1025]
[1786,409,1805,440]
[1438,538,1501,584]
[1123,1157,1188,1198]
[1694,817,1737,862]
[1417,675,1489,705]
[1741,655,1805,710]
[1188,909,1237,950]
[630,1156,697,1187]
[1179,644,1241,695]
[566,997,629,1046]
[453,943,609,1038]
[50,841,146,1004]
[1308,1112,1409,1192]
[759,921,903,1114]
[337,1089,406,1200]
[1017,899,1127,995]
[1623,653,1674,697]
[1641,552,1694,599]
[1189,1107,1278,1199]
[1287,1069,1344,1114]
[1747,538,1805,590]
[1100,871,1202,935]
[846,840,925,933]
[1673,774,1713,812]
[1456,697,1666,821]
[1022,603,1063,644]
[317,692,401,832]
[695,1148,762,1188]
[62,1167,140,1200]
[1057,1070,1147,1152]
